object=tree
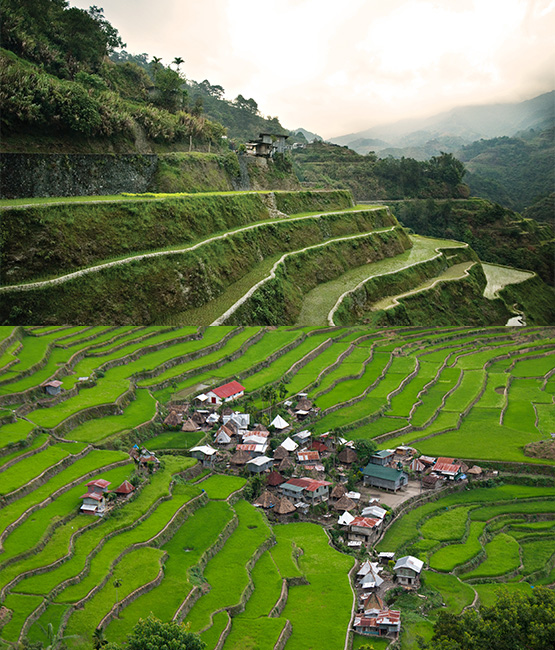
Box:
[173,56,184,73]
[93,628,108,649]
[261,385,277,417]
[37,622,78,650]
[126,615,205,650]
[113,578,122,612]
[277,380,288,401]
[353,439,377,465]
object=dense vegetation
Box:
[292,141,470,201]
[458,128,555,213]
[395,198,555,286]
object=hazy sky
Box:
[70,0,555,138]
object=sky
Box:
[69,0,555,138]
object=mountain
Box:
[331,92,555,156]
[292,127,323,142]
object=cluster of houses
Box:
[352,554,424,640]
[79,478,135,516]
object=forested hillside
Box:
[458,128,555,213]
[291,141,470,201]
[0,0,285,154]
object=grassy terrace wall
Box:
[227,226,412,325]
[333,246,477,325]
[0,205,391,325]
[368,263,512,327]
[1,190,352,285]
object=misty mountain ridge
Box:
[331,91,554,158]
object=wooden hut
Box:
[334,494,357,511]
[338,447,358,465]
[182,418,200,432]
[254,490,277,508]
[230,450,251,466]
[164,410,182,428]
[331,484,347,501]
[274,497,296,516]
[267,471,286,487]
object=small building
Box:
[338,447,358,465]
[353,610,401,638]
[361,505,387,520]
[254,490,277,509]
[338,510,355,526]
[280,477,331,505]
[214,424,234,445]
[393,556,424,586]
[190,445,217,467]
[273,446,289,461]
[230,449,251,467]
[297,450,320,465]
[410,458,426,473]
[378,552,395,565]
[236,443,269,457]
[433,461,463,480]
[204,381,245,405]
[80,479,111,515]
[181,418,200,432]
[114,480,135,497]
[293,430,311,445]
[369,450,395,466]
[333,494,357,512]
[362,464,408,492]
[267,471,286,487]
[280,437,299,452]
[42,380,63,396]
[274,496,296,516]
[348,516,381,545]
[164,410,183,428]
[330,484,347,501]
[246,456,273,474]
[270,415,289,430]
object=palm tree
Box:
[93,627,108,649]
[38,622,78,650]
[113,578,123,614]
[173,56,184,73]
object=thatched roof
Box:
[273,446,289,460]
[254,490,277,508]
[164,410,182,428]
[467,465,483,475]
[338,447,358,464]
[222,406,233,416]
[333,495,357,511]
[230,450,251,466]
[182,418,200,432]
[278,456,294,472]
[331,484,347,500]
[274,497,296,516]
[192,411,207,425]
[267,471,285,487]
[296,397,313,411]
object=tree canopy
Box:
[420,587,555,650]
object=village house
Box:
[190,445,217,467]
[362,464,408,492]
[270,414,289,430]
[347,516,382,546]
[393,555,424,586]
[246,456,273,474]
[245,132,289,157]
[369,450,395,466]
[204,380,245,405]
[42,380,63,396]
[114,480,135,498]
[297,450,320,465]
[353,610,401,638]
[280,477,331,505]
[80,479,111,515]
[236,442,269,457]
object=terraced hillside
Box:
[0,325,553,649]
[2,190,551,326]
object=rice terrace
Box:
[0,324,554,650]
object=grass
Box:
[460,533,521,580]
[0,418,37,449]
[0,442,86,495]
[0,593,43,642]
[198,474,247,500]
[69,389,157,443]
[473,582,533,608]
[422,571,475,615]
[183,500,273,633]
[146,430,204,451]
[520,537,555,575]
[428,521,486,572]
[419,506,473,542]
[64,547,165,648]
[105,500,234,643]
[271,523,354,650]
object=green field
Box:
[0,325,554,649]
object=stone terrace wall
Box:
[0,153,158,199]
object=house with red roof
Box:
[80,479,111,515]
[204,381,245,405]
[347,516,382,546]
[279,477,331,505]
[353,609,401,638]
